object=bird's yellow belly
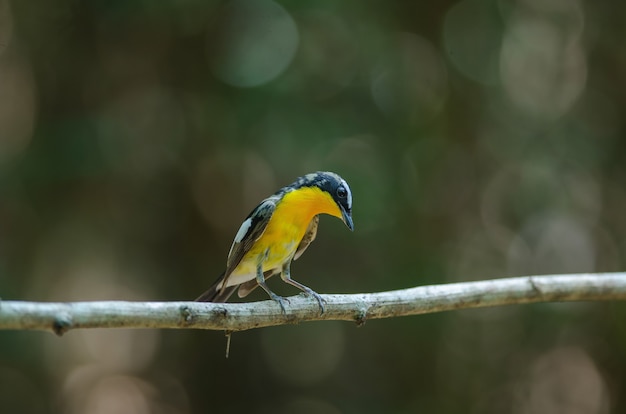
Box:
[226,220,305,286]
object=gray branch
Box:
[1,273,625,335]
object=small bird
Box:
[196,171,354,313]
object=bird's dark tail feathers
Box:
[195,271,238,303]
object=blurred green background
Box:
[1,0,626,412]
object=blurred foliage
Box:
[1,0,625,413]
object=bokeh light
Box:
[500,0,587,119]
[443,0,502,85]
[513,347,609,414]
[208,0,299,87]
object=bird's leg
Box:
[256,261,288,313]
[280,261,326,314]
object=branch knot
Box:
[52,313,72,336]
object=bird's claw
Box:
[269,293,290,314]
[303,289,326,315]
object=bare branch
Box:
[1,273,625,335]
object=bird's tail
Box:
[195,271,238,303]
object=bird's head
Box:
[292,171,354,231]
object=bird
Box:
[195,171,354,313]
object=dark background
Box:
[1,0,625,413]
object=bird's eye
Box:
[337,186,347,198]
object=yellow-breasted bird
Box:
[195,171,353,313]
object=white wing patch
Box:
[228,218,252,258]
[234,218,252,243]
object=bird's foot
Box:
[268,292,290,314]
[302,288,326,315]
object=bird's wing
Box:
[220,197,277,290]
[293,215,319,261]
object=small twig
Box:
[0,273,625,335]
[225,331,232,358]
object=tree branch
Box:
[1,273,625,335]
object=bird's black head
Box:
[291,171,354,231]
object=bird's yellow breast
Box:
[230,187,341,279]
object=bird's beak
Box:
[340,206,354,231]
